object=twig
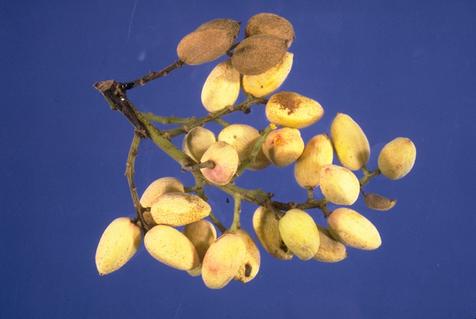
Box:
[125,131,149,230]
[121,60,184,90]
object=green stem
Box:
[142,113,194,125]
[235,125,274,177]
[230,194,242,231]
[163,97,268,138]
[125,131,149,230]
[360,166,381,187]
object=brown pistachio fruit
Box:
[231,34,288,75]
[245,13,295,47]
[177,19,240,65]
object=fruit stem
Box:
[125,131,150,231]
[235,124,274,177]
[360,166,381,187]
[230,194,242,231]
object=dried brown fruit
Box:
[177,19,240,65]
[231,34,288,75]
[363,192,397,211]
[245,13,295,47]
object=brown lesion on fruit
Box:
[274,92,300,114]
[244,263,252,277]
[279,240,289,253]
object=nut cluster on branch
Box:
[94,13,417,289]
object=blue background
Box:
[1,0,475,318]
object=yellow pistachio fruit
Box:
[184,220,217,277]
[217,124,270,170]
[182,127,216,162]
[140,177,184,208]
[243,52,293,97]
[184,220,217,260]
[252,206,293,260]
[313,226,347,263]
[330,113,370,171]
[262,128,304,167]
[201,60,240,112]
[319,164,360,205]
[150,192,211,226]
[234,230,261,283]
[95,217,142,276]
[202,233,247,289]
[328,208,382,250]
[378,137,417,180]
[294,134,334,188]
[144,225,200,271]
[200,141,239,185]
[265,91,324,128]
[278,209,320,261]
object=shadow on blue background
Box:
[1,0,475,318]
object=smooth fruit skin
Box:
[144,225,200,271]
[184,220,217,261]
[95,217,142,276]
[278,209,320,261]
[217,124,270,170]
[200,141,239,185]
[378,137,416,180]
[234,230,261,283]
[182,127,216,162]
[262,127,305,167]
[252,206,293,260]
[243,52,293,98]
[294,134,334,188]
[184,220,217,277]
[201,60,240,112]
[313,226,347,263]
[330,113,370,171]
[265,91,324,129]
[319,164,360,205]
[150,192,211,226]
[140,177,184,208]
[202,233,247,289]
[328,208,382,250]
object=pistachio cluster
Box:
[95,13,417,289]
